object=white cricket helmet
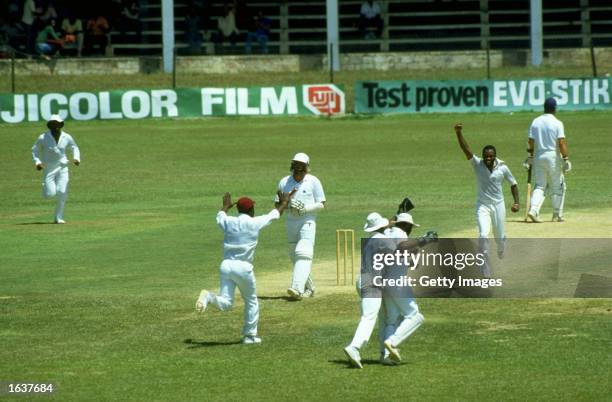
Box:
[364,212,389,232]
[292,152,310,165]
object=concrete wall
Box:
[324,51,503,71]
[1,48,610,76]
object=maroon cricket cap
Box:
[237,197,255,211]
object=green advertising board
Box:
[0,84,345,123]
[355,78,612,114]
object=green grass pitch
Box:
[1,111,610,401]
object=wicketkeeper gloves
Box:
[397,197,415,214]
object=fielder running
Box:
[525,97,571,222]
[31,114,81,224]
[195,190,293,344]
[275,153,326,300]
[454,123,519,269]
[344,212,435,369]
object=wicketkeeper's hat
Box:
[396,213,420,227]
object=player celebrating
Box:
[195,190,293,344]
[344,212,434,368]
[31,114,81,224]
[525,97,571,222]
[276,153,326,301]
[454,123,519,264]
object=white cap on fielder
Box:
[396,213,420,227]
[292,152,310,165]
[48,114,64,123]
[364,212,389,232]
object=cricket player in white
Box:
[31,114,81,224]
[276,153,326,300]
[195,191,293,344]
[525,97,571,222]
[344,213,432,369]
[454,123,520,265]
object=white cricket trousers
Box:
[210,259,259,337]
[530,151,565,217]
[476,201,506,255]
[286,218,316,292]
[42,164,69,222]
[350,277,423,350]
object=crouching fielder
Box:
[454,123,519,266]
[276,153,326,300]
[31,114,81,224]
[195,190,293,344]
[344,212,434,369]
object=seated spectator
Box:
[184,5,203,54]
[35,17,61,59]
[359,0,383,39]
[119,0,141,41]
[61,12,83,57]
[245,10,271,54]
[213,3,239,46]
[85,13,110,56]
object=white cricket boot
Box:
[242,336,262,344]
[287,287,303,301]
[343,346,363,369]
[195,290,210,312]
[383,339,402,363]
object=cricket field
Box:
[1,111,611,401]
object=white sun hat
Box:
[364,212,389,232]
[395,213,420,227]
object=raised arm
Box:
[221,192,235,212]
[275,189,296,215]
[454,123,473,160]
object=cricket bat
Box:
[524,166,532,222]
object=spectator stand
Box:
[2,0,612,58]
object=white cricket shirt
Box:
[277,174,326,220]
[529,114,565,156]
[216,209,280,264]
[32,131,81,166]
[471,155,517,205]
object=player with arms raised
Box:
[454,123,519,272]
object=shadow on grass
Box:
[184,338,242,348]
[15,222,56,225]
[257,295,294,301]
[329,358,399,368]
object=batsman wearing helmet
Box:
[275,153,326,300]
